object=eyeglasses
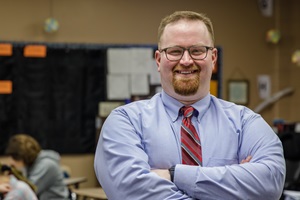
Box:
[159,45,214,61]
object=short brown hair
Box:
[5,134,41,166]
[157,11,215,48]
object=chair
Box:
[279,131,300,190]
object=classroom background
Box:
[0,0,299,190]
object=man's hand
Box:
[151,169,171,181]
[241,156,252,164]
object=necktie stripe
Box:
[182,148,201,165]
[182,149,200,165]
[181,125,201,146]
[181,136,200,155]
[182,143,201,164]
[180,106,202,166]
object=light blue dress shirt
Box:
[94,90,285,200]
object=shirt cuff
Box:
[174,164,199,194]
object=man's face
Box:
[155,19,217,104]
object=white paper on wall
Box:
[257,75,271,99]
[107,74,130,100]
[130,48,153,74]
[107,47,153,74]
[107,48,132,74]
[107,47,156,97]
[130,74,149,95]
[257,0,273,17]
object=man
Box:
[94,11,285,199]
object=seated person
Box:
[5,134,69,200]
[0,166,38,200]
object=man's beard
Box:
[173,74,200,96]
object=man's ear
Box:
[212,48,218,69]
[155,50,161,72]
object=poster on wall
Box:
[228,80,249,105]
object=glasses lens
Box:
[165,47,183,61]
[189,46,207,60]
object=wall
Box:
[60,154,98,187]
[277,0,300,122]
[1,0,300,187]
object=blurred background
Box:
[0,0,299,189]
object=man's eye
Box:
[191,48,204,55]
[168,49,182,55]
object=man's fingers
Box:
[241,155,252,164]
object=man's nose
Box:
[180,50,193,64]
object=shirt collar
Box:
[161,90,211,122]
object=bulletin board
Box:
[0,42,222,155]
[0,42,108,154]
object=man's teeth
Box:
[180,71,193,74]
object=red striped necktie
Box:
[181,106,202,166]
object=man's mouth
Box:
[175,70,199,74]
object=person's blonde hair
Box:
[157,11,215,49]
[5,134,41,166]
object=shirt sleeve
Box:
[174,114,286,200]
[94,109,193,200]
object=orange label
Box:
[0,43,13,56]
[24,45,47,58]
[210,80,218,97]
[0,80,13,94]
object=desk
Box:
[72,187,107,200]
[64,177,87,189]
[284,190,300,199]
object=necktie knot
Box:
[181,106,194,118]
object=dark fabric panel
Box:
[279,131,300,161]
[0,47,23,154]
[0,44,106,154]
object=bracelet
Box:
[168,165,176,182]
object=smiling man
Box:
[94,11,285,200]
